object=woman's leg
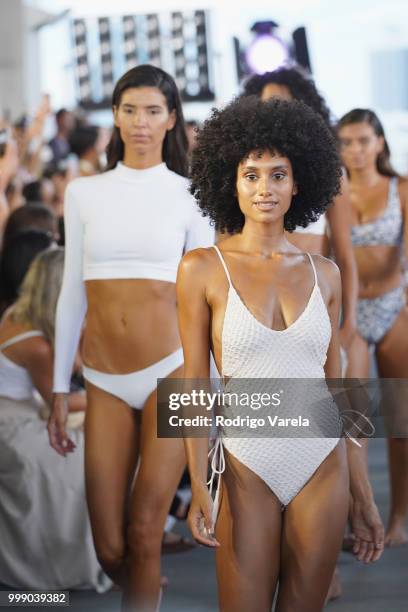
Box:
[325,331,370,603]
[215,450,283,612]
[276,441,349,612]
[376,307,408,546]
[124,365,187,611]
[84,380,140,586]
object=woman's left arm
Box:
[326,174,358,350]
[321,256,384,562]
[322,257,342,379]
[398,178,408,300]
[399,178,408,260]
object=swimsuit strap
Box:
[213,247,318,290]
[306,252,318,287]
[0,331,44,351]
[213,245,232,287]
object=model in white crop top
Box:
[49,66,214,611]
[53,161,213,396]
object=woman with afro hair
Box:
[177,96,383,611]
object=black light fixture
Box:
[73,18,91,103]
[171,10,214,102]
[98,17,114,100]
[122,15,138,70]
[146,14,161,67]
[72,10,214,109]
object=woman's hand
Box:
[349,496,384,563]
[47,393,77,456]
[188,482,220,548]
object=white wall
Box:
[0,0,25,118]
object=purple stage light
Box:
[245,33,289,74]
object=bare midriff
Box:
[353,245,402,298]
[81,279,181,373]
[287,232,329,257]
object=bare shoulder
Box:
[311,254,341,295]
[21,335,52,367]
[177,246,219,287]
[398,176,408,205]
[179,246,218,272]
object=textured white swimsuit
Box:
[209,246,341,517]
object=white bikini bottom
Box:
[82,348,183,410]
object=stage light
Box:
[246,36,288,73]
[245,21,289,74]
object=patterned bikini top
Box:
[351,177,402,247]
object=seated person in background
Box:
[0,248,109,591]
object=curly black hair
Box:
[243,66,332,128]
[190,96,342,235]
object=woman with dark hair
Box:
[48,64,213,611]
[243,66,358,354]
[0,229,54,316]
[338,108,408,546]
[177,96,382,612]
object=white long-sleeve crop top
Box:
[53,161,214,392]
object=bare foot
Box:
[324,568,342,606]
[385,519,408,547]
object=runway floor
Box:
[1,438,407,611]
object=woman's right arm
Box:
[49,182,87,455]
[176,248,219,547]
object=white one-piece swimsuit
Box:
[208,246,342,517]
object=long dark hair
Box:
[106,64,189,177]
[337,108,398,178]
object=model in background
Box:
[338,108,408,546]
